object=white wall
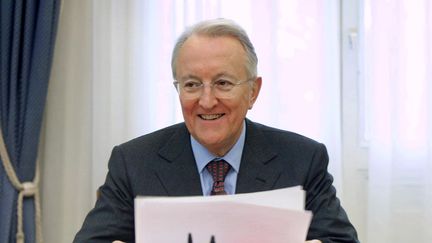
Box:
[40,0,94,242]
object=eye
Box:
[214,79,235,90]
[182,80,202,89]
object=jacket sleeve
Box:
[73,146,135,243]
[304,143,359,243]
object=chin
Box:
[198,136,224,146]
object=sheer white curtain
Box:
[361,0,432,242]
[91,0,342,195]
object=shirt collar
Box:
[191,120,246,173]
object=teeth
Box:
[200,114,223,120]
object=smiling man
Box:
[74,19,359,243]
[175,34,260,158]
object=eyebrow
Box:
[178,74,201,82]
[178,72,237,82]
[214,72,237,80]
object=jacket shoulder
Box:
[117,122,188,154]
[247,120,323,149]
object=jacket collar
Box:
[156,119,280,196]
[235,119,279,193]
[156,124,202,196]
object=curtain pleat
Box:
[0,0,61,242]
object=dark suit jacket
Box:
[74,119,359,243]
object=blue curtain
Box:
[0,0,60,243]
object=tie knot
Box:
[206,160,231,195]
[206,159,230,182]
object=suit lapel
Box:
[236,120,280,194]
[156,124,203,196]
[154,120,281,196]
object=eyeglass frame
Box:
[173,77,255,99]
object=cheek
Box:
[226,98,250,119]
[240,91,253,108]
[180,98,194,112]
[179,100,196,122]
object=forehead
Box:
[181,34,245,51]
[175,35,248,79]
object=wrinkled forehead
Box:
[180,34,246,55]
[175,35,249,78]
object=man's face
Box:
[175,35,261,156]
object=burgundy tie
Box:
[206,160,231,195]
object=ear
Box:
[248,76,262,109]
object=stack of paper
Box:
[135,186,312,243]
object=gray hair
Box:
[171,18,258,79]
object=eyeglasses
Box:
[173,78,253,99]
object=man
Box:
[74,18,358,243]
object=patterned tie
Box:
[206,159,231,195]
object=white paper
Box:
[135,187,312,243]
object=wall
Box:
[40,0,94,242]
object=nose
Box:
[198,84,218,109]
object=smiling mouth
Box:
[199,114,225,120]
